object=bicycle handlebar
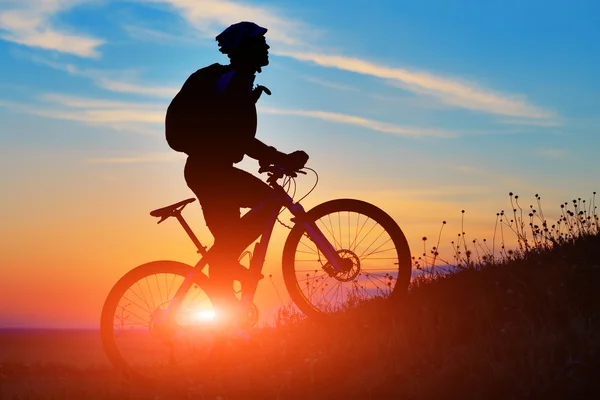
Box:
[258,164,306,184]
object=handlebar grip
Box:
[258,164,306,176]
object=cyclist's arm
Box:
[246,138,286,165]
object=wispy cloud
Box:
[1,92,456,139]
[260,107,457,138]
[0,94,165,135]
[62,108,160,123]
[301,76,359,92]
[121,24,198,45]
[40,93,164,110]
[367,92,451,110]
[275,51,557,122]
[0,0,104,57]
[137,0,317,48]
[96,79,177,98]
[21,53,179,98]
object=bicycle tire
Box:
[100,260,217,386]
[282,199,412,320]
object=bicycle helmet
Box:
[216,21,268,55]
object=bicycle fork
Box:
[287,201,347,273]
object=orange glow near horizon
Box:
[0,188,511,329]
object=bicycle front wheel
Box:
[282,199,412,319]
[100,260,218,386]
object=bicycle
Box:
[100,164,412,385]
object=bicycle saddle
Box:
[150,198,196,222]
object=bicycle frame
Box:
[163,172,345,322]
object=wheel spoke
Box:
[114,305,148,329]
[358,235,392,260]
[305,273,329,300]
[155,274,164,306]
[360,255,398,261]
[142,278,157,310]
[118,297,152,324]
[296,248,319,256]
[166,273,178,300]
[350,214,370,252]
[320,217,343,250]
[298,237,318,254]
[126,285,154,313]
[338,212,342,249]
[351,220,379,254]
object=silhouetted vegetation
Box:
[2,193,599,399]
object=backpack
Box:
[165,63,226,154]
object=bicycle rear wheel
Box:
[100,260,219,386]
[282,199,412,320]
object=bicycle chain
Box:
[276,216,294,231]
[277,216,313,241]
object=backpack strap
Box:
[215,70,236,95]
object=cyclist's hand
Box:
[258,150,308,175]
[285,150,309,171]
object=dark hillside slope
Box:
[211,234,600,399]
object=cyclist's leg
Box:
[200,166,278,279]
[184,161,276,315]
[218,166,281,249]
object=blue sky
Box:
[1,0,599,327]
[3,0,596,206]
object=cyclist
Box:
[172,21,309,320]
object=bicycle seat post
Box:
[173,211,208,256]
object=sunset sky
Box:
[1,0,599,329]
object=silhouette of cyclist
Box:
[172,21,309,318]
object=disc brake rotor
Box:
[323,249,361,282]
